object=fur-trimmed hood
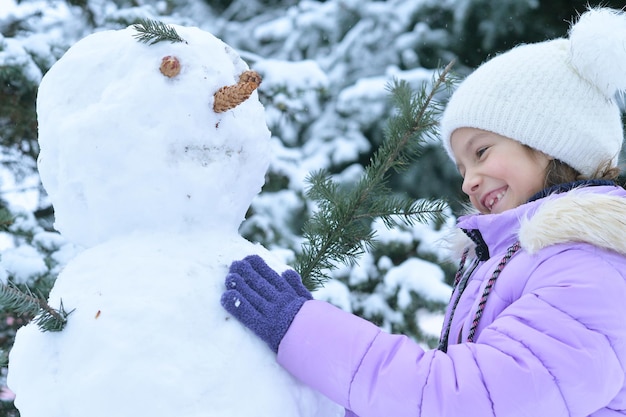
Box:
[452,184,626,260]
[519,189,626,255]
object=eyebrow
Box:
[465,131,490,150]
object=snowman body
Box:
[8,24,342,417]
[11,232,340,417]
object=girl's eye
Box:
[476,146,488,158]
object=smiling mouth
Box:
[484,190,506,212]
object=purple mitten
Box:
[221,255,313,353]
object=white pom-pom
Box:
[569,7,626,98]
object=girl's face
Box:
[450,127,552,214]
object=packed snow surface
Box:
[8,24,342,417]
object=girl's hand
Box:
[221,255,312,353]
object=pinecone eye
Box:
[160,56,181,78]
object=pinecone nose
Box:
[213,70,262,113]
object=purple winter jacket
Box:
[277,185,626,417]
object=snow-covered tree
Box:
[0,0,623,413]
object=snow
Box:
[0,166,40,217]
[2,0,624,414]
[36,26,272,248]
[0,265,8,285]
[0,245,47,284]
[314,279,353,312]
[383,257,450,308]
[6,24,342,417]
[0,3,459,415]
[255,59,329,93]
[253,17,293,42]
[0,0,16,17]
[416,308,448,338]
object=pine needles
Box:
[295,61,456,290]
[132,18,187,45]
[0,281,70,332]
[0,208,69,332]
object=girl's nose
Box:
[461,170,480,196]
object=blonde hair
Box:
[544,159,620,187]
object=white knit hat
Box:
[440,7,626,177]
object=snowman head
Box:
[36,22,271,247]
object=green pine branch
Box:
[295,61,456,290]
[0,348,7,368]
[0,281,70,332]
[0,208,13,231]
[0,209,70,332]
[132,18,187,45]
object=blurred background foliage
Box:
[1,0,624,414]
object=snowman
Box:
[7,21,343,417]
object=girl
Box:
[221,7,626,417]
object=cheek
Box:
[526,159,550,187]
[511,163,547,198]
[527,174,548,196]
[468,195,488,214]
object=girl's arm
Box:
[277,249,626,417]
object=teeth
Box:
[487,191,505,211]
